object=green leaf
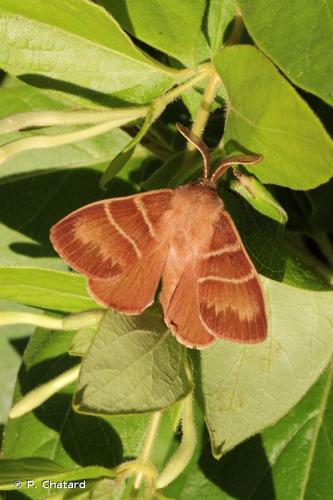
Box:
[0,300,35,424]
[57,479,122,499]
[3,327,149,470]
[205,0,237,57]
[0,0,177,103]
[142,151,204,190]
[100,0,206,68]
[0,457,113,490]
[100,99,165,187]
[215,45,333,189]
[74,310,193,415]
[239,0,333,106]
[199,276,333,456]
[255,366,333,499]
[100,147,135,189]
[0,83,133,180]
[69,327,97,357]
[165,367,333,499]
[229,173,288,225]
[0,267,98,312]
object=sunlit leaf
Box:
[215,45,333,189]
[0,0,177,103]
[101,0,206,68]
[199,277,333,456]
[0,267,97,312]
[239,0,333,106]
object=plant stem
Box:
[134,410,162,489]
[161,65,211,107]
[188,70,221,148]
[0,116,138,165]
[0,309,104,330]
[9,365,80,419]
[0,108,148,134]
[157,393,196,489]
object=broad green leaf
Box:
[199,276,333,456]
[0,457,112,490]
[0,0,177,103]
[0,83,132,181]
[99,0,206,68]
[239,0,333,106]
[215,45,333,189]
[165,368,333,499]
[256,367,333,500]
[0,268,97,312]
[74,310,193,415]
[3,327,149,477]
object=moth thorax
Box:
[188,179,224,210]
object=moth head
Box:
[176,123,263,187]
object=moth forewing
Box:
[50,125,267,348]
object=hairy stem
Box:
[188,70,221,145]
[134,411,162,489]
[160,64,211,108]
[0,108,148,134]
[0,309,104,330]
[0,117,138,165]
[9,365,80,419]
[157,393,196,489]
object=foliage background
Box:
[0,0,332,498]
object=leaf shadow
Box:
[191,352,276,499]
[19,74,130,108]
[17,354,124,468]
[224,139,263,157]
[96,0,134,34]
[5,491,29,499]
[199,429,276,500]
[95,1,172,64]
[9,336,31,358]
[201,2,237,48]
[0,168,135,260]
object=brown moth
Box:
[51,124,268,348]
